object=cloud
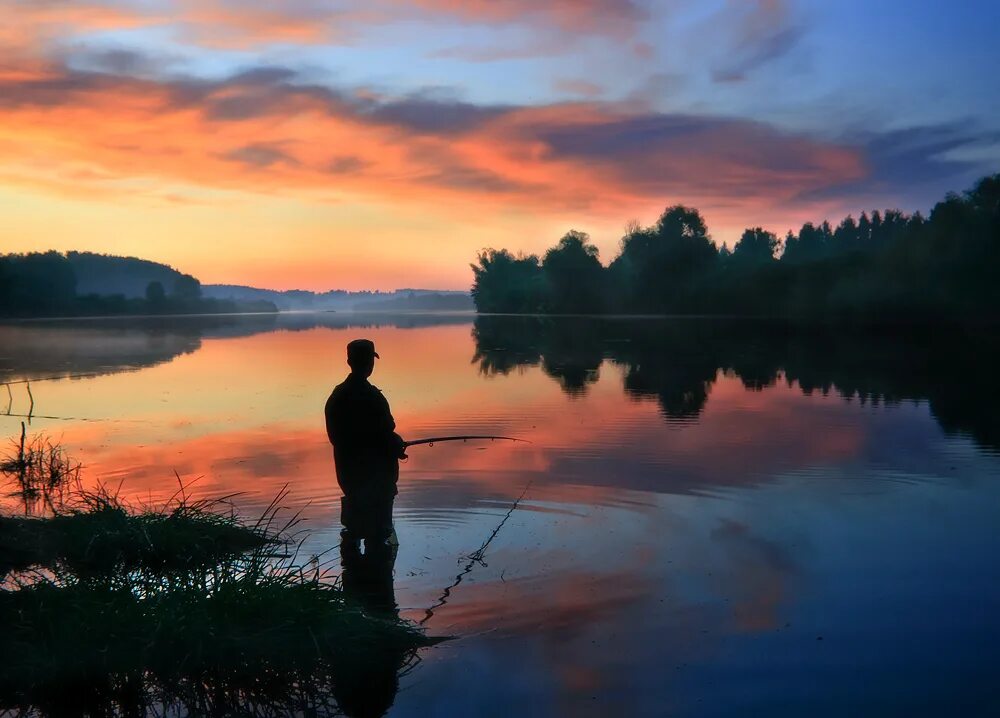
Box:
[429,39,572,63]
[425,23,591,64]
[326,155,368,174]
[64,47,172,76]
[7,55,990,233]
[365,94,509,134]
[708,0,805,83]
[0,1,152,51]
[552,78,605,98]
[517,109,865,204]
[223,143,299,168]
[0,59,874,222]
[403,0,647,36]
[2,0,648,54]
[793,122,1000,210]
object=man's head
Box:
[346,338,379,377]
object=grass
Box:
[0,487,278,578]
[0,432,441,716]
[0,552,434,716]
[0,424,80,515]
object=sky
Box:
[1,0,998,291]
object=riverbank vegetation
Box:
[0,438,436,716]
[471,173,1000,322]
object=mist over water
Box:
[1,313,998,716]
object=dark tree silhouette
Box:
[731,227,779,265]
[542,231,605,314]
[145,281,166,305]
[782,222,832,264]
[172,274,202,301]
[0,252,76,315]
[469,173,1000,323]
[610,205,718,312]
[471,249,544,313]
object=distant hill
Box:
[1,249,470,317]
[201,285,350,310]
[351,290,474,311]
[203,285,472,311]
[0,251,275,317]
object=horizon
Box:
[2,1,999,291]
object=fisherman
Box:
[325,339,406,546]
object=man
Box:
[325,338,406,546]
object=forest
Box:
[0,251,276,317]
[471,174,1000,322]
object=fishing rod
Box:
[403,435,528,448]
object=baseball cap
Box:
[346,338,379,363]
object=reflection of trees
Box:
[780,330,1000,453]
[0,316,278,383]
[538,320,604,396]
[471,316,543,377]
[473,316,603,395]
[612,322,723,420]
[0,312,475,384]
[471,316,1000,452]
[621,363,714,421]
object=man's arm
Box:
[324,393,338,445]
[375,390,407,459]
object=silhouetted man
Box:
[325,339,406,546]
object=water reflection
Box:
[0,314,998,716]
[338,540,405,718]
[473,316,1000,451]
[0,312,473,383]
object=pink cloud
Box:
[0,61,869,230]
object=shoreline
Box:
[1,308,997,329]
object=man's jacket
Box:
[325,374,400,496]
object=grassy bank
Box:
[0,492,276,577]
[0,437,438,716]
[0,549,433,716]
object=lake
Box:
[1,313,998,716]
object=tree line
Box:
[471,173,1000,322]
[0,251,276,317]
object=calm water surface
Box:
[1,313,998,716]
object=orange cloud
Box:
[406,0,646,36]
[2,0,645,54]
[0,61,868,229]
[0,1,151,53]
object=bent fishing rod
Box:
[404,435,529,448]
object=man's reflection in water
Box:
[341,534,399,616]
[333,521,405,718]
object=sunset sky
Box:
[2,0,998,290]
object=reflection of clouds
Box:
[5,320,999,715]
[395,493,806,716]
[27,363,944,523]
[416,568,651,636]
[710,519,796,632]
